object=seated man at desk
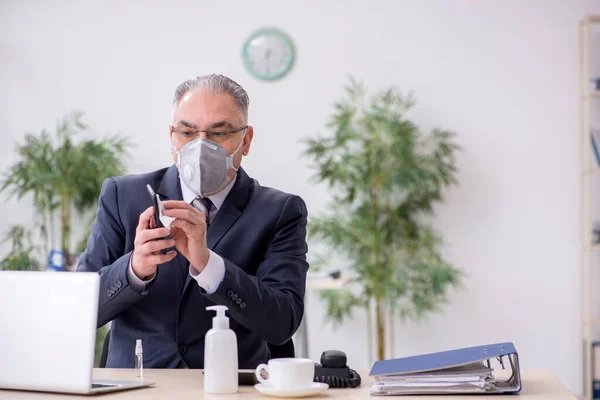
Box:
[77,74,309,369]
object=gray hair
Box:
[173,74,249,121]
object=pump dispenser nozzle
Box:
[206,305,229,329]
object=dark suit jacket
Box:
[77,165,308,369]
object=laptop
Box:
[0,270,154,395]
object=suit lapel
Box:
[156,165,183,201]
[156,165,188,290]
[207,201,241,250]
[183,167,253,294]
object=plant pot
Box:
[46,250,64,271]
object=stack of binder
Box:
[369,342,522,395]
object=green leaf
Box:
[320,289,363,328]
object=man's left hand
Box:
[162,200,210,272]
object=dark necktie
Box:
[192,197,213,227]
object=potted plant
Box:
[0,225,42,271]
[1,111,132,270]
[303,79,463,361]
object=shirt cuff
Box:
[127,254,156,293]
[189,250,225,294]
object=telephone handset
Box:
[314,350,361,389]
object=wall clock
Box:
[242,27,295,81]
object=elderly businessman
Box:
[77,74,309,369]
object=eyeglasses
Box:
[170,125,248,144]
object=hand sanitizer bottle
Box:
[135,339,143,379]
[204,305,238,394]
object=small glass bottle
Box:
[135,339,143,379]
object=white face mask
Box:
[175,132,246,197]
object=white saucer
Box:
[254,382,329,398]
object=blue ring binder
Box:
[369,342,521,395]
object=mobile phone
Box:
[201,370,258,386]
[146,184,176,255]
[239,370,259,386]
[146,184,164,228]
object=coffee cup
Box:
[255,358,315,389]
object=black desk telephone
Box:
[239,350,361,388]
[314,350,361,388]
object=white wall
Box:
[1,0,597,395]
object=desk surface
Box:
[1,369,576,399]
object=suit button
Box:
[227,290,234,298]
[240,302,246,309]
[235,298,242,305]
[178,345,187,354]
[116,280,122,289]
[231,294,238,301]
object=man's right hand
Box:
[131,206,177,280]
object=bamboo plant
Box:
[1,111,131,269]
[303,79,463,361]
[0,225,41,271]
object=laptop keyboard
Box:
[92,383,119,389]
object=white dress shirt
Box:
[127,175,236,294]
